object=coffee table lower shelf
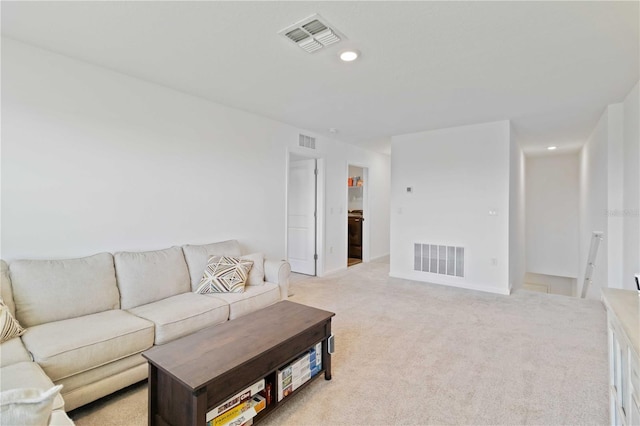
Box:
[143,301,335,426]
[246,367,328,425]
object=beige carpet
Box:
[70,263,608,425]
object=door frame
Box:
[346,162,370,264]
[285,148,325,276]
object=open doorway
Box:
[524,151,581,295]
[287,153,318,276]
[347,164,368,267]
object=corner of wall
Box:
[390,120,512,295]
[622,80,640,289]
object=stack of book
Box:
[309,342,322,377]
[277,342,322,402]
[206,379,266,426]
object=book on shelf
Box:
[276,341,323,402]
[277,365,293,402]
[309,342,322,377]
[250,394,266,414]
[209,400,254,426]
[208,394,266,426]
[206,379,265,423]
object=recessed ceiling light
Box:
[339,50,359,62]
[547,146,557,150]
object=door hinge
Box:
[314,254,318,260]
[314,168,319,176]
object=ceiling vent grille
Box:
[299,134,316,149]
[285,28,310,43]
[279,14,345,54]
[299,38,323,53]
[302,20,327,35]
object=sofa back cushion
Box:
[1,260,16,317]
[115,246,190,309]
[182,240,242,290]
[9,253,119,327]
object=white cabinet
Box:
[630,355,640,425]
[602,289,640,426]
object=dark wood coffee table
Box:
[142,300,335,426]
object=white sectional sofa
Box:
[0,240,290,424]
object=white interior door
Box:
[287,158,317,275]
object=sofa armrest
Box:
[264,259,291,300]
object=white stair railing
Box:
[581,231,604,298]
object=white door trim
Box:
[346,162,370,264]
[285,148,325,276]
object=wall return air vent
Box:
[299,134,316,149]
[279,14,345,53]
[414,243,464,277]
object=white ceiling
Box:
[2,1,638,155]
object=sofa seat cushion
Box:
[0,362,65,411]
[205,283,280,320]
[0,337,32,367]
[21,310,154,381]
[128,293,229,345]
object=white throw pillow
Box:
[0,385,63,426]
[241,253,265,286]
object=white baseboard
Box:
[389,271,511,295]
[319,266,348,277]
[370,254,390,263]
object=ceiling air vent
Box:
[279,14,345,54]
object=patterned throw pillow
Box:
[0,299,25,343]
[196,256,253,294]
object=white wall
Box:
[579,110,609,298]
[623,82,640,290]
[578,82,639,295]
[509,127,526,290]
[1,38,391,273]
[390,121,511,295]
[525,152,580,278]
[607,103,624,288]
